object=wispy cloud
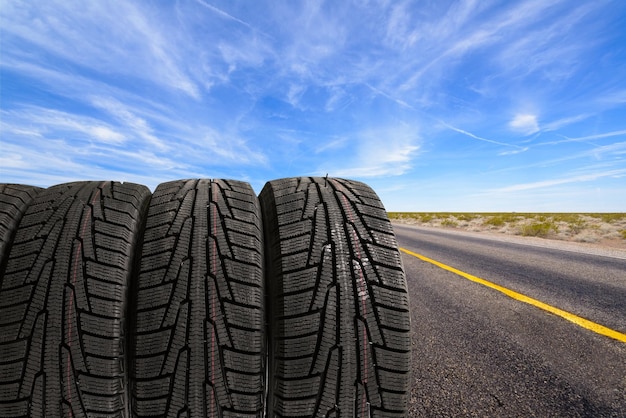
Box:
[320,124,420,178]
[314,137,348,154]
[1,107,126,145]
[536,130,626,148]
[91,98,169,150]
[494,2,598,81]
[599,89,626,105]
[551,130,626,144]
[197,128,268,166]
[393,0,572,92]
[542,114,591,132]
[1,1,201,97]
[493,168,626,193]
[365,84,413,109]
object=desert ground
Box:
[389,213,626,251]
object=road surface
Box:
[394,224,626,417]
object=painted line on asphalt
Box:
[400,247,626,344]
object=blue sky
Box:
[1,0,626,211]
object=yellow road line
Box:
[400,247,626,344]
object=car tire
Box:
[0,181,150,417]
[130,179,265,417]
[260,177,411,418]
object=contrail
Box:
[441,121,527,150]
[194,0,254,29]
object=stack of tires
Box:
[0,178,411,418]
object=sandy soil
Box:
[390,213,626,251]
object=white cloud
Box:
[509,114,539,135]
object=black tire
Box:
[260,177,411,418]
[0,181,150,417]
[0,184,42,275]
[130,179,265,417]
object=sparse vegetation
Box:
[483,216,506,227]
[455,213,479,222]
[441,219,458,228]
[591,213,626,223]
[520,221,558,237]
[388,212,626,248]
[567,218,586,234]
[420,213,434,223]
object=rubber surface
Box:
[130,179,265,417]
[260,177,411,418]
[0,184,42,276]
[0,181,150,417]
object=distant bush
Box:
[441,219,457,228]
[483,216,506,227]
[567,218,586,235]
[520,221,558,237]
[621,230,626,240]
[551,214,580,223]
[455,213,478,221]
[420,213,434,223]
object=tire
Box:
[130,179,265,417]
[0,181,150,417]
[260,177,411,418]
[0,184,42,275]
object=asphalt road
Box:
[393,224,626,417]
